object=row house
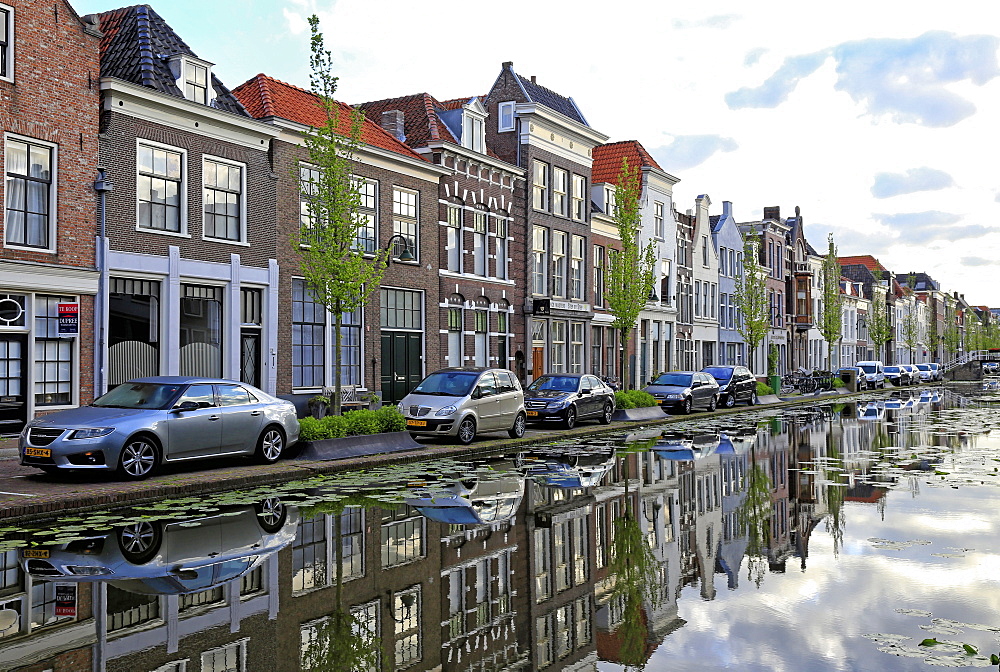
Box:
[712,201,746,367]
[839,255,898,363]
[354,92,526,384]
[674,209,695,370]
[689,194,718,370]
[738,208,791,376]
[231,75,445,405]
[0,1,101,433]
[838,278,869,366]
[591,140,679,387]
[785,207,825,371]
[483,62,609,383]
[900,271,946,363]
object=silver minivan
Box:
[399,368,526,445]
[856,361,885,389]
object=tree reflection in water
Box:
[738,454,773,588]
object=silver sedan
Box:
[19,377,300,480]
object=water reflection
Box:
[6,387,1000,670]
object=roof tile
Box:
[592,140,664,185]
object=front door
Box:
[381,332,422,404]
[0,334,27,433]
[532,347,544,378]
[240,330,261,389]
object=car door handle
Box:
[209,415,220,421]
[250,411,262,416]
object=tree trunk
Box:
[619,327,630,390]
[333,299,343,416]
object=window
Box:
[604,186,615,217]
[654,201,664,238]
[474,307,488,367]
[292,514,327,592]
[552,231,567,298]
[694,281,701,318]
[498,101,515,131]
[0,6,12,81]
[534,527,552,601]
[34,295,74,406]
[136,143,182,234]
[292,279,325,389]
[551,321,566,373]
[711,283,717,319]
[569,322,584,374]
[593,245,605,307]
[571,174,585,221]
[495,218,508,279]
[720,247,728,276]
[473,208,487,276]
[552,168,568,216]
[380,288,422,329]
[393,587,422,668]
[462,113,484,153]
[203,158,244,241]
[532,226,548,295]
[532,161,549,211]
[570,236,584,301]
[392,188,418,261]
[299,165,320,233]
[5,137,53,248]
[184,61,209,105]
[382,511,424,567]
[702,235,709,266]
[661,259,671,306]
[446,205,462,272]
[497,308,510,367]
[339,307,362,386]
[447,303,463,367]
[355,178,377,253]
[180,285,223,378]
[201,640,247,672]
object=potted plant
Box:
[308,394,331,419]
[365,392,382,410]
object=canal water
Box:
[2,385,1000,671]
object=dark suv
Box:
[702,365,758,408]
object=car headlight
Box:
[66,565,113,576]
[665,394,683,400]
[397,402,405,414]
[547,400,568,409]
[69,427,115,440]
[436,405,457,417]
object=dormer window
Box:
[498,101,515,131]
[462,113,484,153]
[168,55,215,106]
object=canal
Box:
[2,384,1000,671]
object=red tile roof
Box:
[231,74,424,161]
[837,255,887,273]
[591,140,663,185]
[356,93,459,148]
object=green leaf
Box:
[989,653,999,664]
[919,638,940,647]
[962,643,977,655]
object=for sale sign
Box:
[54,583,76,617]
[57,303,79,336]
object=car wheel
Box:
[255,497,287,533]
[723,393,736,408]
[117,520,162,564]
[117,435,159,480]
[255,426,285,464]
[708,395,717,412]
[457,417,477,445]
[681,398,692,415]
[508,412,526,439]
[565,406,577,429]
[599,402,614,425]
[750,391,759,406]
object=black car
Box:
[643,371,720,414]
[524,374,616,429]
[702,365,758,408]
[884,365,911,386]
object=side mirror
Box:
[691,381,702,388]
[581,388,592,395]
[172,400,199,413]
[471,388,483,400]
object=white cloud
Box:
[871,168,956,198]
[649,135,739,172]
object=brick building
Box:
[232,74,445,405]
[0,0,101,432]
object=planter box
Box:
[611,406,668,422]
[293,431,422,461]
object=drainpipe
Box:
[93,169,113,397]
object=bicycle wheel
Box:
[799,378,816,394]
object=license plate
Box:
[406,419,427,427]
[25,447,51,458]
[22,549,49,559]
[527,411,539,417]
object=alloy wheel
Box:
[119,438,157,479]
[258,428,284,463]
[458,418,477,445]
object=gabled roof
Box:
[515,72,588,126]
[838,255,888,273]
[231,75,423,160]
[98,5,247,116]
[591,140,663,185]
[356,93,459,148]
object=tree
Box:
[733,230,770,374]
[819,234,844,370]
[605,158,656,390]
[866,280,892,361]
[925,300,942,362]
[299,15,390,415]
[900,276,920,363]
[943,295,961,359]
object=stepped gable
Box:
[98,4,248,116]
[591,140,663,185]
[231,75,423,160]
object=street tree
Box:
[900,276,920,363]
[943,295,961,359]
[925,301,942,362]
[866,280,892,361]
[605,157,656,390]
[298,15,389,415]
[819,234,843,370]
[733,230,770,374]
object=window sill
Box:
[135,228,191,239]
[3,243,57,254]
[203,236,250,247]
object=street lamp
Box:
[384,234,415,263]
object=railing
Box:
[942,350,987,372]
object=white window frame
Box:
[3,133,57,253]
[498,101,515,132]
[202,155,247,244]
[354,176,378,254]
[570,235,585,301]
[654,201,664,238]
[200,638,248,672]
[0,4,14,83]
[168,54,215,106]
[392,186,419,262]
[552,168,568,217]
[462,112,485,153]
[532,161,549,211]
[532,226,548,296]
[571,174,585,221]
[445,204,462,273]
[135,138,188,237]
[552,231,567,299]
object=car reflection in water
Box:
[515,447,616,488]
[654,432,721,461]
[405,471,525,526]
[19,499,297,595]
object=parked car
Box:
[643,371,719,414]
[19,377,300,480]
[856,361,885,389]
[883,365,912,386]
[915,363,935,382]
[901,364,922,384]
[702,365,758,408]
[399,368,526,445]
[926,362,943,380]
[523,373,616,428]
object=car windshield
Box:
[859,364,878,373]
[702,367,733,381]
[885,367,900,373]
[92,382,183,409]
[527,376,579,392]
[412,371,479,397]
[917,364,930,370]
[652,373,693,387]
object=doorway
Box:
[380,331,422,404]
[0,334,28,433]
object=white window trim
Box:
[0,3,14,84]
[201,154,248,245]
[135,138,190,238]
[391,186,420,264]
[3,133,59,254]
[497,101,515,132]
[167,54,215,106]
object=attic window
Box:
[168,55,214,106]
[462,112,485,153]
[498,101,515,131]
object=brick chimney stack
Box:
[380,110,406,143]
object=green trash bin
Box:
[769,375,781,396]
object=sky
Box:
[70,0,1000,305]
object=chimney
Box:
[763,206,780,221]
[380,110,406,143]
[530,75,536,84]
[722,201,732,218]
[502,61,513,69]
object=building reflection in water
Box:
[3,388,980,671]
